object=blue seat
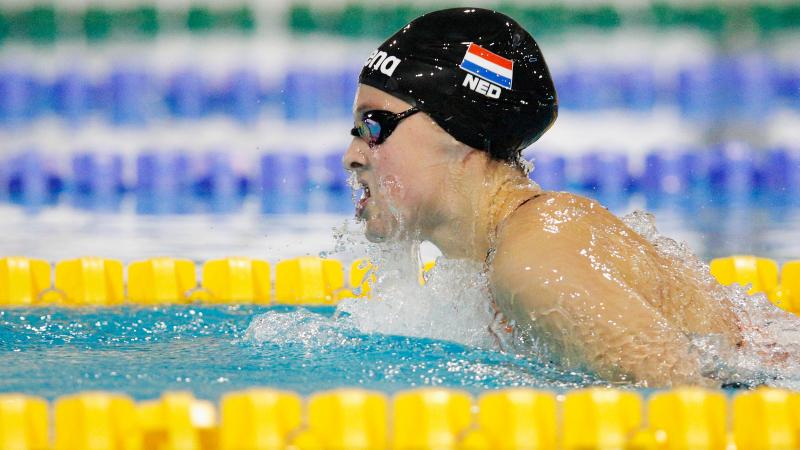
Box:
[337,68,359,116]
[578,152,630,194]
[717,56,775,120]
[72,153,124,193]
[676,62,721,120]
[619,67,656,111]
[322,152,349,192]
[0,71,40,125]
[260,153,310,194]
[775,64,800,109]
[528,152,566,191]
[556,67,618,111]
[313,69,358,118]
[679,149,716,189]
[642,149,697,194]
[708,142,758,193]
[283,69,320,121]
[136,152,192,193]
[193,152,248,197]
[222,69,262,123]
[166,69,209,119]
[106,68,155,125]
[52,72,92,124]
[5,151,62,200]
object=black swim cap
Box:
[358,7,558,162]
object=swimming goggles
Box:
[350,107,421,146]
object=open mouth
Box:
[355,181,371,218]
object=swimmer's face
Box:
[343,85,460,242]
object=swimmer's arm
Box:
[492,227,710,387]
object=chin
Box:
[364,215,401,243]
[364,223,389,243]
[365,233,386,243]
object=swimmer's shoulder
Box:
[491,191,616,277]
[500,190,606,239]
[492,191,594,272]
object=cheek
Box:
[371,143,439,210]
[372,154,408,197]
[377,175,432,224]
[374,168,419,206]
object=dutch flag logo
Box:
[459,43,514,89]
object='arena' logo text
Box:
[364,50,402,77]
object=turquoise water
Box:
[2,191,799,400]
[0,305,603,400]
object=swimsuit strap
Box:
[513,192,545,214]
[483,191,548,341]
[484,192,546,267]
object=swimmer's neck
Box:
[426,154,542,261]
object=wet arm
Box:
[492,236,712,387]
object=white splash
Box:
[244,308,360,349]
[623,210,800,388]
[244,212,800,389]
[335,240,500,349]
[246,220,500,351]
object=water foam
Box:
[245,219,501,351]
[336,243,499,349]
[244,308,361,350]
[622,210,800,388]
[244,212,800,388]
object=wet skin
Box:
[344,85,742,387]
[492,193,743,386]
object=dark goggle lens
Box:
[350,108,418,146]
[352,118,383,146]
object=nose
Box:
[342,139,367,171]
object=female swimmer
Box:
[343,8,745,386]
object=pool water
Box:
[2,190,800,400]
[2,164,800,402]
[0,305,604,401]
